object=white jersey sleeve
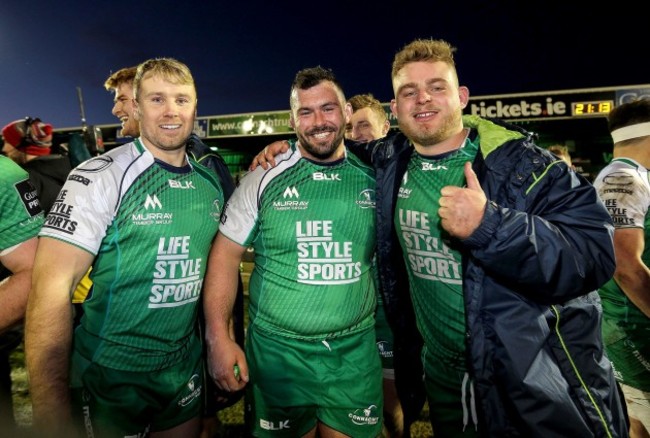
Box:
[593,158,650,230]
[40,141,154,254]
[220,148,298,246]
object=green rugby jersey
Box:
[594,158,650,309]
[395,137,479,369]
[0,155,44,251]
[220,143,377,339]
[39,139,224,371]
[594,158,650,388]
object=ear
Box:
[289,115,295,130]
[382,120,390,136]
[459,86,470,109]
[133,100,141,121]
[344,102,352,123]
[390,99,398,118]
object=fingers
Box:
[249,140,291,171]
[236,362,249,385]
[263,147,276,169]
[209,355,249,393]
[464,161,481,190]
[222,364,248,392]
[249,148,268,171]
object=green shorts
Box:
[69,339,203,437]
[245,324,383,437]
[375,299,395,375]
[423,345,480,437]
[602,311,650,391]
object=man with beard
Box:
[252,39,627,437]
[368,38,625,438]
[202,66,382,438]
[26,57,225,437]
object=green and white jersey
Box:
[39,138,224,371]
[0,155,44,253]
[220,143,377,340]
[394,136,479,370]
[594,158,650,320]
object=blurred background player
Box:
[1,117,68,430]
[2,117,70,213]
[594,99,650,438]
[0,153,44,432]
[346,93,403,437]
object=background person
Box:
[346,93,391,142]
[547,144,574,169]
[0,154,44,432]
[1,116,70,430]
[26,57,225,437]
[2,117,71,213]
[104,66,140,138]
[593,98,650,437]
[203,66,383,438]
[346,93,403,438]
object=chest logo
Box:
[283,186,300,198]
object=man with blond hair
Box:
[26,57,225,437]
[346,93,391,142]
[104,66,139,138]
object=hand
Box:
[249,140,290,170]
[206,338,249,392]
[438,162,487,239]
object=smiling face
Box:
[290,80,350,162]
[134,73,197,161]
[390,61,468,153]
[111,81,139,138]
[345,106,389,142]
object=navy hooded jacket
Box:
[365,115,628,437]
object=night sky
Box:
[1,1,645,130]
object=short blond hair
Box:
[133,58,196,102]
[103,66,137,92]
[392,39,458,83]
[547,144,572,165]
[348,93,387,124]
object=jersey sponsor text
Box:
[296,220,361,285]
[399,209,461,284]
[149,235,203,308]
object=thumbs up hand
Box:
[438,162,487,239]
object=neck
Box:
[140,138,188,167]
[414,127,469,155]
[613,139,650,168]
[298,142,346,163]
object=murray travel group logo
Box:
[132,194,173,226]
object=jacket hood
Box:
[462,115,526,158]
